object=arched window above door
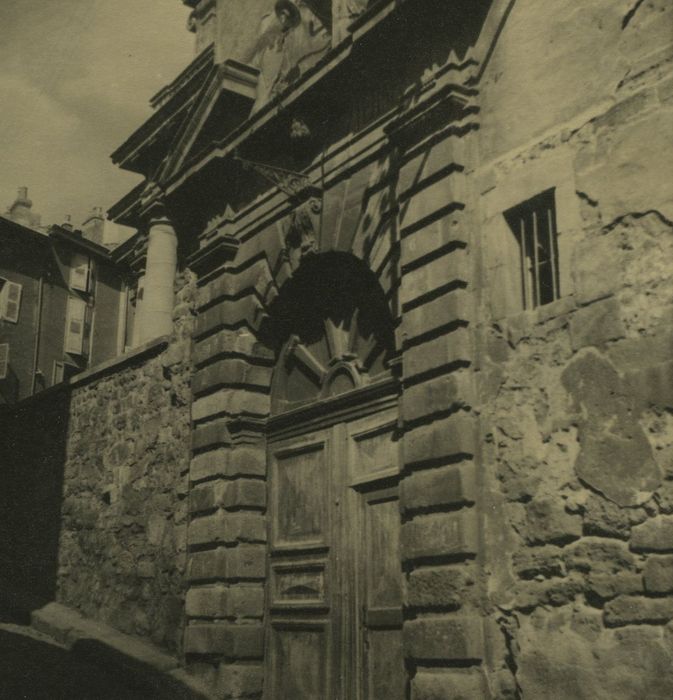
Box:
[264,251,396,414]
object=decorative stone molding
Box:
[188,234,239,280]
[282,195,321,270]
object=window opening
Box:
[65,296,88,355]
[504,189,559,309]
[0,343,9,379]
[70,253,92,293]
[0,279,23,323]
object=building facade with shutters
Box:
[2,1,673,698]
[0,197,129,403]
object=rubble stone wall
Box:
[0,270,197,656]
[54,270,197,653]
[474,1,673,697]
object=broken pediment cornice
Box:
[112,1,395,196]
[111,45,216,175]
[158,59,259,184]
[110,0,485,235]
[161,0,470,194]
[150,43,215,109]
[107,181,145,229]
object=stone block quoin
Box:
[394,97,485,674]
[185,256,275,673]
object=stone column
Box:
[139,213,178,344]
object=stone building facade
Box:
[2,0,673,698]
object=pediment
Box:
[159,59,259,183]
[111,45,215,177]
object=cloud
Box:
[0,0,193,228]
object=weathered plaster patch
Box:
[561,348,662,506]
[517,605,673,700]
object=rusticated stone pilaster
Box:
[394,91,486,683]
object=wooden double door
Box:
[265,406,406,699]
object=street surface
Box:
[0,624,157,699]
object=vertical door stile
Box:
[265,429,333,700]
[332,422,345,700]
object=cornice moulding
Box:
[188,233,239,278]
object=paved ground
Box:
[0,624,158,700]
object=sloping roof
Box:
[48,225,113,261]
[0,215,49,245]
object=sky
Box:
[0,1,194,232]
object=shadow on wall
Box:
[0,386,70,622]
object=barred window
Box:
[504,189,559,310]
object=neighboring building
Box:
[0,214,49,403]
[4,186,42,230]
[80,205,136,251]
[2,2,673,699]
[0,189,128,403]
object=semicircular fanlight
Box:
[267,252,395,413]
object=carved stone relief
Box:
[251,1,330,111]
[283,196,321,271]
[332,0,369,44]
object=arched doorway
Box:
[263,254,406,699]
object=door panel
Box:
[348,410,404,699]
[348,410,397,484]
[364,492,403,611]
[271,438,329,550]
[358,488,405,700]
[267,410,405,700]
[267,431,335,700]
[271,562,327,608]
[270,624,329,700]
[366,629,406,700]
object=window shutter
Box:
[70,253,91,292]
[0,343,8,380]
[1,282,22,322]
[65,296,87,354]
[52,361,65,384]
[82,303,93,357]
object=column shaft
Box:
[139,219,177,344]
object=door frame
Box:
[264,375,402,700]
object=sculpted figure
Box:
[252,1,330,111]
[284,196,321,270]
[332,0,369,44]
